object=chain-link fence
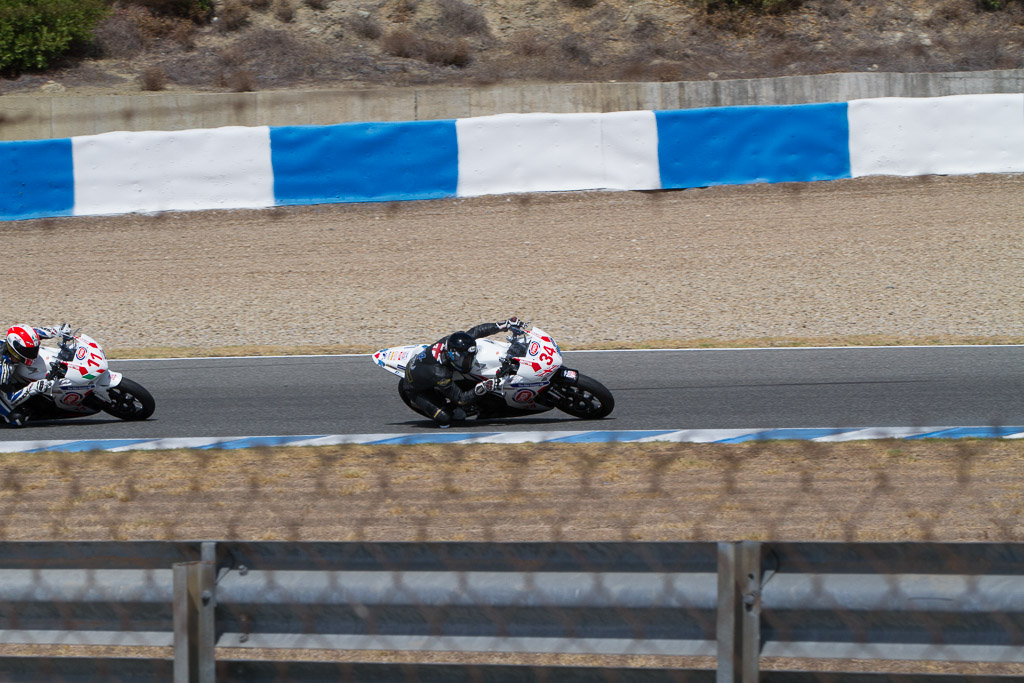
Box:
[1,439,1023,681]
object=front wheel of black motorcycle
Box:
[555,375,614,419]
[101,378,156,421]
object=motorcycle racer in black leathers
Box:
[404,316,521,427]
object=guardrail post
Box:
[174,561,216,683]
[717,541,761,683]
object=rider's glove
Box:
[25,379,54,396]
[474,378,503,396]
[497,316,522,331]
[37,324,70,339]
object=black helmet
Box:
[445,331,477,373]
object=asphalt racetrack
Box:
[4,346,1023,441]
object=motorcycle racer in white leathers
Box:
[0,323,69,427]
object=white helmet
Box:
[4,325,40,365]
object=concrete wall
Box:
[3,68,1024,141]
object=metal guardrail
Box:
[0,541,1022,682]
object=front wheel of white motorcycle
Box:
[101,378,156,421]
[554,375,614,420]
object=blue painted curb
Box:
[1,427,1022,453]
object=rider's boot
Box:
[413,394,452,427]
[4,409,29,427]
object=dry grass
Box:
[138,65,168,90]
[382,27,472,65]
[349,14,382,39]
[273,0,295,23]
[437,0,491,37]
[3,440,1023,673]
[3,644,1022,678]
[2,440,1021,543]
[216,0,251,31]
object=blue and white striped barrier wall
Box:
[1,427,1023,453]
[2,94,1022,221]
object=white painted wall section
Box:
[455,111,660,197]
[848,94,1024,177]
[71,126,275,216]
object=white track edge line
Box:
[109,344,1024,362]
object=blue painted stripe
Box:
[905,426,1024,440]
[3,428,1023,454]
[655,102,851,190]
[270,120,459,205]
[366,433,501,445]
[23,439,152,453]
[715,428,858,444]
[0,138,74,221]
[195,435,326,449]
[547,430,678,443]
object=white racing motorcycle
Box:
[15,328,155,424]
[373,322,614,423]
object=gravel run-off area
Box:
[3,173,1023,355]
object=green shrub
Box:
[977,0,1020,9]
[0,0,108,74]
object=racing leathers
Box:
[0,325,61,427]
[403,321,509,427]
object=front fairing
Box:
[507,326,563,381]
[372,344,429,378]
[38,334,111,413]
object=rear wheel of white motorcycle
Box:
[555,375,614,419]
[101,378,155,421]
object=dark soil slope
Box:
[4,0,1024,95]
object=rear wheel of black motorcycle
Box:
[101,378,156,421]
[556,375,614,419]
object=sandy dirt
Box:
[3,174,1023,355]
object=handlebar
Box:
[504,320,530,340]
[46,324,78,380]
[498,321,532,377]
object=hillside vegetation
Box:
[2,0,1024,95]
